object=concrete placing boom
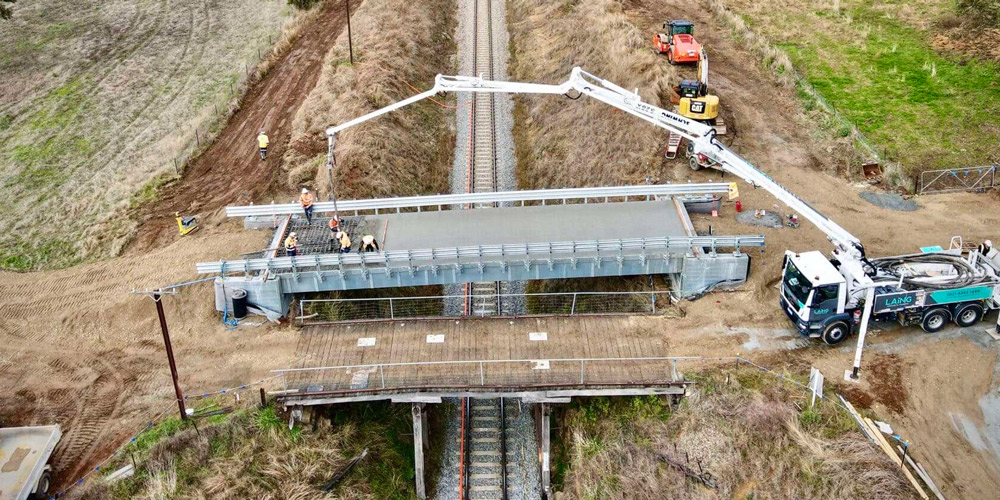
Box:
[324,67,862,258]
[323,67,999,362]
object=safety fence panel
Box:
[919,165,997,194]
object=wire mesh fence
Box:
[298,291,673,324]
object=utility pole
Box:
[326,135,341,220]
[153,290,188,420]
[345,0,354,65]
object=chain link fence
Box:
[298,291,673,324]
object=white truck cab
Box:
[780,250,854,344]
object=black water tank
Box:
[231,289,248,319]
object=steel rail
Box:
[225,183,730,217]
[195,235,764,274]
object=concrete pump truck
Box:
[321,67,1000,348]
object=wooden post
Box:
[345,0,354,64]
[412,403,427,499]
[540,403,551,499]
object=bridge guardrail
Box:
[225,183,731,217]
[196,235,764,274]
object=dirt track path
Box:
[128,0,353,252]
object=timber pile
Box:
[837,394,944,500]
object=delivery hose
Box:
[869,253,997,290]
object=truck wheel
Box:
[954,303,984,327]
[921,308,949,333]
[30,472,51,499]
[668,51,675,65]
[689,156,702,171]
[821,321,849,345]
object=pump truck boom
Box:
[322,67,998,346]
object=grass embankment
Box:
[721,0,1000,174]
[73,402,417,499]
[0,0,297,271]
[507,0,682,299]
[551,367,918,498]
[508,0,679,190]
[284,0,456,199]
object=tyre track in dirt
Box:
[128,0,357,253]
[69,0,213,192]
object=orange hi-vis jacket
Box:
[300,192,315,208]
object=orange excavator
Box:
[653,20,702,65]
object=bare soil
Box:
[127,0,354,253]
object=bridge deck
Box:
[288,199,689,256]
[277,316,702,402]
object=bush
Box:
[958,0,1000,26]
[288,0,322,10]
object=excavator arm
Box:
[323,67,864,260]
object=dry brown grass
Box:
[554,369,919,499]
[0,0,300,270]
[508,0,680,189]
[71,403,416,500]
[283,0,457,200]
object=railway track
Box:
[464,0,501,317]
[462,398,523,500]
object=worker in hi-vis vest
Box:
[284,232,298,257]
[257,130,269,160]
[336,230,351,253]
[361,234,380,253]
[299,188,315,224]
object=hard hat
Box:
[302,188,309,194]
[986,240,994,247]
[290,232,296,237]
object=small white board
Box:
[426,334,445,343]
[529,332,548,341]
[357,337,376,347]
[985,328,1000,341]
[532,360,550,370]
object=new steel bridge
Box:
[197,183,763,316]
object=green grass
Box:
[743,0,1000,171]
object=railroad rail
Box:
[465,0,504,321]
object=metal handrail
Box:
[300,290,668,304]
[226,183,730,217]
[272,355,725,393]
[274,355,709,374]
[196,235,764,274]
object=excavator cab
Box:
[678,80,701,99]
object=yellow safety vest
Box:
[340,233,351,248]
[258,134,269,148]
[284,236,297,248]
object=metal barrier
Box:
[299,290,672,324]
[919,165,997,194]
[196,235,764,274]
[273,356,722,395]
[225,183,731,217]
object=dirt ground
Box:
[127,0,354,253]
[1,0,999,496]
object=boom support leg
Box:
[848,287,876,381]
